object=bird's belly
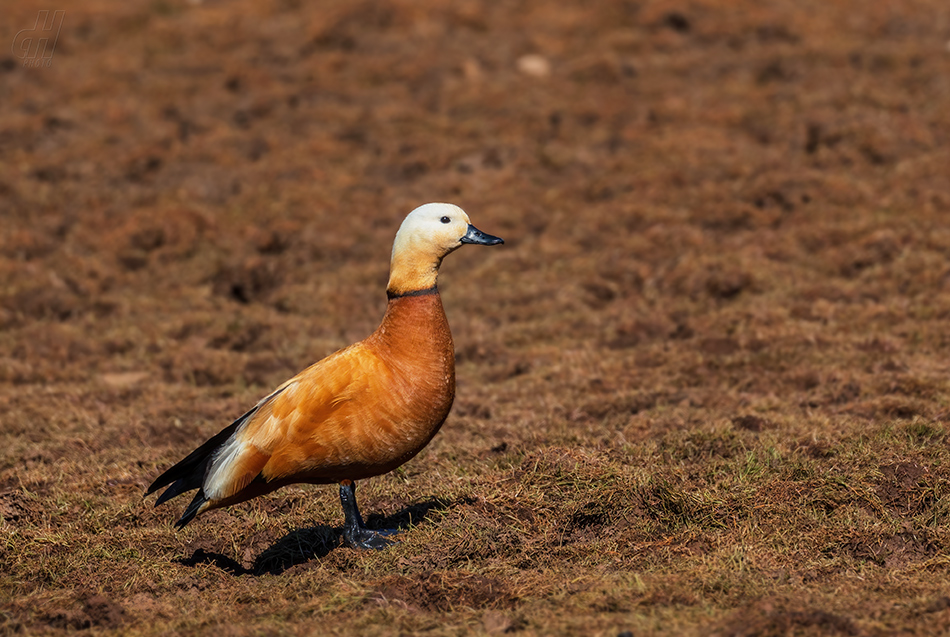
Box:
[342,417,446,479]
[274,395,453,483]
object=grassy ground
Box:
[2,0,950,634]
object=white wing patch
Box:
[203,437,251,500]
[201,383,292,501]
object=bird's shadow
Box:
[176,497,452,576]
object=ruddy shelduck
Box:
[147,203,503,549]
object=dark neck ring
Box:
[387,285,438,300]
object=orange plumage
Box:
[147,203,502,549]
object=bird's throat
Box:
[386,250,442,298]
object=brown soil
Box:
[3,0,950,635]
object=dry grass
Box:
[3,0,950,634]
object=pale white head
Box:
[387,202,503,296]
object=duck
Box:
[146,203,503,549]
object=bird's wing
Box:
[200,342,391,502]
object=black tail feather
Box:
[146,414,247,498]
[175,490,209,529]
[155,475,197,507]
[146,387,286,526]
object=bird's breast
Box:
[366,292,456,446]
[285,292,456,481]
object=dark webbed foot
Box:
[343,526,398,550]
[339,481,399,550]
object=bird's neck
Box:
[370,292,454,375]
[386,249,443,298]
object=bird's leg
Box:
[339,480,398,550]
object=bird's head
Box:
[388,203,503,297]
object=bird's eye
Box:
[440,216,451,224]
